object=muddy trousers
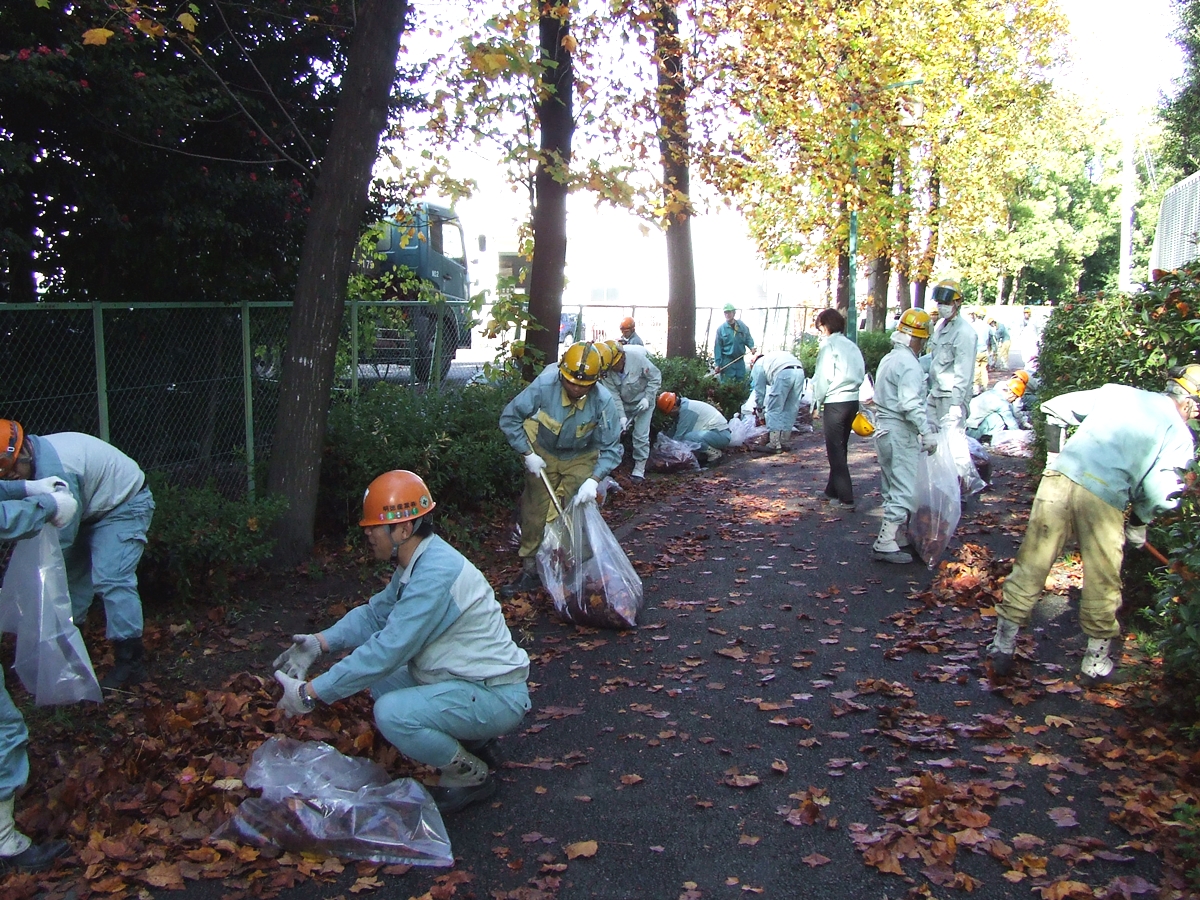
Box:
[996,472,1125,639]
[517,450,599,559]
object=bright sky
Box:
[1056,0,1184,116]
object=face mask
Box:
[937,304,954,319]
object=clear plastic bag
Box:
[990,430,1035,458]
[0,526,101,705]
[536,500,643,629]
[647,432,702,473]
[858,374,875,404]
[940,413,987,496]
[728,413,768,448]
[910,430,963,569]
[222,737,453,866]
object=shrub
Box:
[857,330,894,379]
[653,354,752,421]
[140,475,288,604]
[321,378,525,547]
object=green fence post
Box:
[241,298,257,500]
[92,303,110,442]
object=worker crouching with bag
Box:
[272,471,531,815]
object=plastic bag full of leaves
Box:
[910,430,962,569]
[536,498,643,629]
[648,432,702,473]
[222,737,453,866]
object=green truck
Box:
[368,201,473,382]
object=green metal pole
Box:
[241,298,257,500]
[847,114,859,343]
[92,303,110,441]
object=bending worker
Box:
[924,279,977,426]
[872,310,937,564]
[810,309,867,511]
[713,304,756,383]
[750,350,806,454]
[600,339,662,483]
[273,470,530,815]
[0,442,78,872]
[0,420,154,689]
[966,376,1029,442]
[498,342,622,596]
[657,392,731,466]
[618,317,644,346]
[987,368,1200,685]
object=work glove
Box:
[634,397,651,415]
[619,416,629,434]
[1124,523,1147,549]
[24,476,67,498]
[920,434,938,455]
[574,478,599,506]
[943,406,964,429]
[524,452,547,476]
[273,634,323,679]
[48,488,79,529]
[274,670,314,718]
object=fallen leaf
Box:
[565,840,598,859]
[349,875,384,894]
[1047,807,1078,827]
[801,852,831,867]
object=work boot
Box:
[427,746,497,815]
[463,738,504,770]
[630,461,646,483]
[752,431,783,454]
[0,797,67,874]
[702,447,723,466]
[101,637,147,689]
[872,521,913,564]
[500,558,540,599]
[987,617,1020,677]
[1080,637,1116,686]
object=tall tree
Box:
[266,0,409,562]
[1161,0,1200,173]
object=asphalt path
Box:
[175,426,1169,900]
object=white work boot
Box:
[704,447,723,465]
[428,745,497,815]
[0,796,67,873]
[1080,637,1116,685]
[767,430,783,452]
[631,461,646,482]
[987,617,1020,677]
[872,521,913,564]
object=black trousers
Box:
[822,400,859,503]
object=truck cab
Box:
[370,202,472,381]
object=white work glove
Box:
[274,670,314,717]
[944,406,964,428]
[634,397,651,414]
[524,452,547,476]
[574,478,599,506]
[1046,451,1059,468]
[920,434,938,455]
[48,488,79,529]
[273,634,322,679]
[619,416,629,434]
[24,476,67,498]
[1124,523,1147,549]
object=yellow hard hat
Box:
[559,341,602,386]
[851,411,875,437]
[897,308,932,339]
[931,279,963,305]
[1171,364,1200,399]
[604,339,625,368]
[593,340,616,372]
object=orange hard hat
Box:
[1006,377,1026,398]
[1013,369,1030,384]
[620,317,635,331]
[360,470,436,527]
[657,392,678,414]
[0,420,24,478]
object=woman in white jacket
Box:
[810,310,866,510]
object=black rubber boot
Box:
[500,561,541,599]
[427,775,498,815]
[101,637,147,689]
[463,738,503,770]
[0,839,69,873]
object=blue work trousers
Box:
[764,368,804,434]
[68,487,154,639]
[371,668,531,768]
[0,683,29,802]
[677,429,731,451]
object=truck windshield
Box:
[431,215,467,266]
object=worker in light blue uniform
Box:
[750,350,806,453]
[0,424,154,689]
[713,304,756,383]
[966,377,1028,442]
[657,393,731,465]
[810,309,867,510]
[872,310,937,564]
[273,470,530,815]
[498,342,622,596]
[0,420,78,872]
[923,279,977,425]
[988,371,1200,684]
[600,341,662,482]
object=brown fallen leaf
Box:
[801,852,831,867]
[565,840,598,859]
[349,875,384,894]
[738,834,761,846]
[620,773,644,785]
[1047,807,1079,827]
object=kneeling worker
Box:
[273,471,531,814]
[657,392,731,466]
[966,376,1029,442]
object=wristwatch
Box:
[297,682,316,713]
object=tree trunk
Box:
[835,250,850,318]
[867,255,890,332]
[654,0,697,359]
[525,5,574,378]
[266,0,408,564]
[897,270,912,312]
[915,169,941,287]
[914,278,928,309]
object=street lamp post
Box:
[845,78,923,343]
